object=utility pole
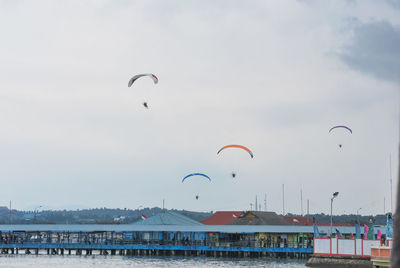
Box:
[384,197,386,214]
[264,193,267,211]
[255,195,258,212]
[300,188,304,216]
[163,199,165,210]
[282,184,285,215]
[330,192,339,237]
[307,199,310,215]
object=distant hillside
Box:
[0,208,388,225]
[287,213,389,226]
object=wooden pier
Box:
[0,243,311,258]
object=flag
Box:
[313,217,320,238]
[367,220,375,240]
[386,213,393,239]
[141,214,146,220]
[364,224,369,239]
[355,219,361,239]
[335,228,342,238]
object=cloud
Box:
[339,20,400,84]
[0,1,398,215]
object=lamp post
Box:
[357,207,362,220]
[330,192,339,237]
[33,206,42,224]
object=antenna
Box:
[264,193,267,211]
[255,195,258,212]
[163,199,165,210]
[282,184,285,215]
[307,199,309,215]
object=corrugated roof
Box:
[201,211,244,225]
[132,211,203,226]
[229,211,290,225]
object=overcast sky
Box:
[0,0,399,216]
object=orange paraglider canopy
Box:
[217,144,253,158]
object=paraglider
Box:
[128,73,158,109]
[217,145,253,178]
[182,173,211,201]
[329,125,352,148]
[128,73,158,87]
[182,173,211,183]
[217,144,254,158]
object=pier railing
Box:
[313,238,383,257]
[0,231,312,254]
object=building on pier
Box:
[0,223,386,258]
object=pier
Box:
[0,224,313,258]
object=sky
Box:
[0,0,399,216]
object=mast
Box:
[390,154,393,213]
[282,184,285,215]
[300,187,303,216]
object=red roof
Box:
[201,211,244,225]
[282,216,354,226]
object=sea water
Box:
[0,255,307,267]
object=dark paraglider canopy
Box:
[231,172,236,178]
[329,125,352,134]
[195,195,199,200]
[143,102,149,109]
[128,73,158,87]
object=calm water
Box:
[0,255,307,267]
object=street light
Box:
[33,206,42,224]
[357,207,362,220]
[330,192,339,237]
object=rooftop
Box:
[132,210,203,226]
[229,211,290,226]
[201,211,244,225]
